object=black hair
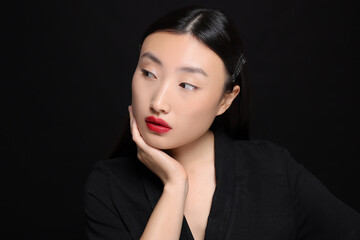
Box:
[109,6,250,158]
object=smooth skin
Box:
[130,32,240,240]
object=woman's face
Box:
[131,31,237,150]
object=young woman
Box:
[84,6,360,240]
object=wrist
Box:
[163,178,189,196]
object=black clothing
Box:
[84,131,360,239]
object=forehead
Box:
[140,32,227,77]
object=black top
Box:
[83,131,360,239]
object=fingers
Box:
[128,105,136,136]
[128,106,158,169]
[127,106,187,184]
[128,105,148,150]
[128,105,139,139]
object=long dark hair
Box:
[109,6,250,158]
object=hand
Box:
[128,106,188,186]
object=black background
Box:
[3,0,359,239]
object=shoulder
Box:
[84,155,145,195]
[230,138,296,170]
[214,130,298,173]
[97,156,142,176]
[233,139,289,156]
[214,131,301,186]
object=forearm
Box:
[140,180,188,240]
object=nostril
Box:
[150,99,170,114]
[150,84,171,113]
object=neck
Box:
[165,130,215,170]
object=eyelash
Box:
[179,82,197,91]
[141,69,198,91]
[141,69,157,79]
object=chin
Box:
[141,132,178,150]
[145,136,175,150]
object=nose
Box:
[150,82,171,114]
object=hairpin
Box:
[231,53,247,82]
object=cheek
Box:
[131,76,148,121]
[179,94,221,128]
[131,78,140,107]
[196,88,222,113]
[158,97,220,149]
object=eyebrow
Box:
[141,51,208,77]
[141,52,162,66]
[178,66,208,77]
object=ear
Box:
[216,85,240,116]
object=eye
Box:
[141,69,157,79]
[179,82,197,91]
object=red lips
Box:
[145,116,171,134]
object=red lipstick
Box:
[145,116,171,134]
